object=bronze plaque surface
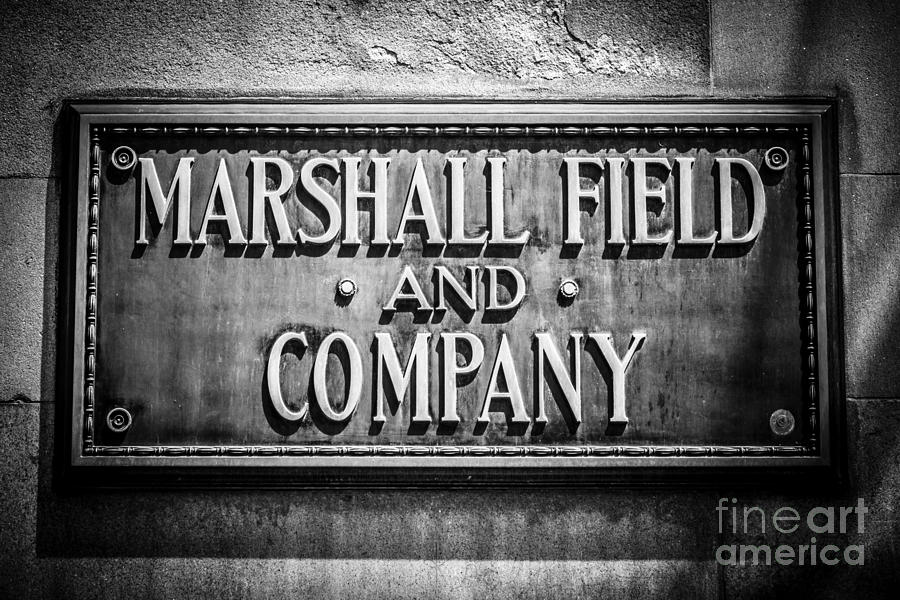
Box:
[64,102,841,486]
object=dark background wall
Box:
[2,1,899,597]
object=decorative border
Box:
[83,130,100,450]
[799,129,819,452]
[85,444,812,457]
[100,124,799,137]
[83,122,817,459]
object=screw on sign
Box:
[106,407,133,433]
[764,146,789,171]
[770,409,795,436]
[336,278,358,299]
[110,145,137,171]
[559,279,580,299]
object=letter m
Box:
[137,157,194,244]
[374,332,431,425]
[739,545,772,566]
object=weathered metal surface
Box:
[63,102,841,485]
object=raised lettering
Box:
[434,265,479,312]
[394,156,444,245]
[249,156,295,246]
[440,332,484,424]
[606,156,627,245]
[675,157,716,245]
[487,156,529,245]
[298,156,341,244]
[588,332,646,425]
[312,332,362,422]
[447,156,488,246]
[485,265,526,311]
[266,331,309,421]
[716,157,766,244]
[632,157,673,245]
[478,333,529,424]
[342,156,391,245]
[534,332,582,425]
[196,158,247,245]
[137,157,194,245]
[373,332,431,424]
[383,265,432,312]
[562,157,603,245]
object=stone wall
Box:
[2,1,898,597]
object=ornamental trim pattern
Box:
[85,444,813,458]
[101,124,799,137]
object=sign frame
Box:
[60,100,843,488]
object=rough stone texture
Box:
[11,558,718,599]
[0,178,57,404]
[842,175,900,397]
[848,399,900,527]
[0,0,710,178]
[0,404,40,597]
[36,486,718,560]
[710,0,900,174]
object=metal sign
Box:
[63,101,841,486]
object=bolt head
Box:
[770,409,795,436]
[559,279,579,299]
[764,146,789,171]
[337,278,357,298]
[106,407,133,433]
[111,145,137,171]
